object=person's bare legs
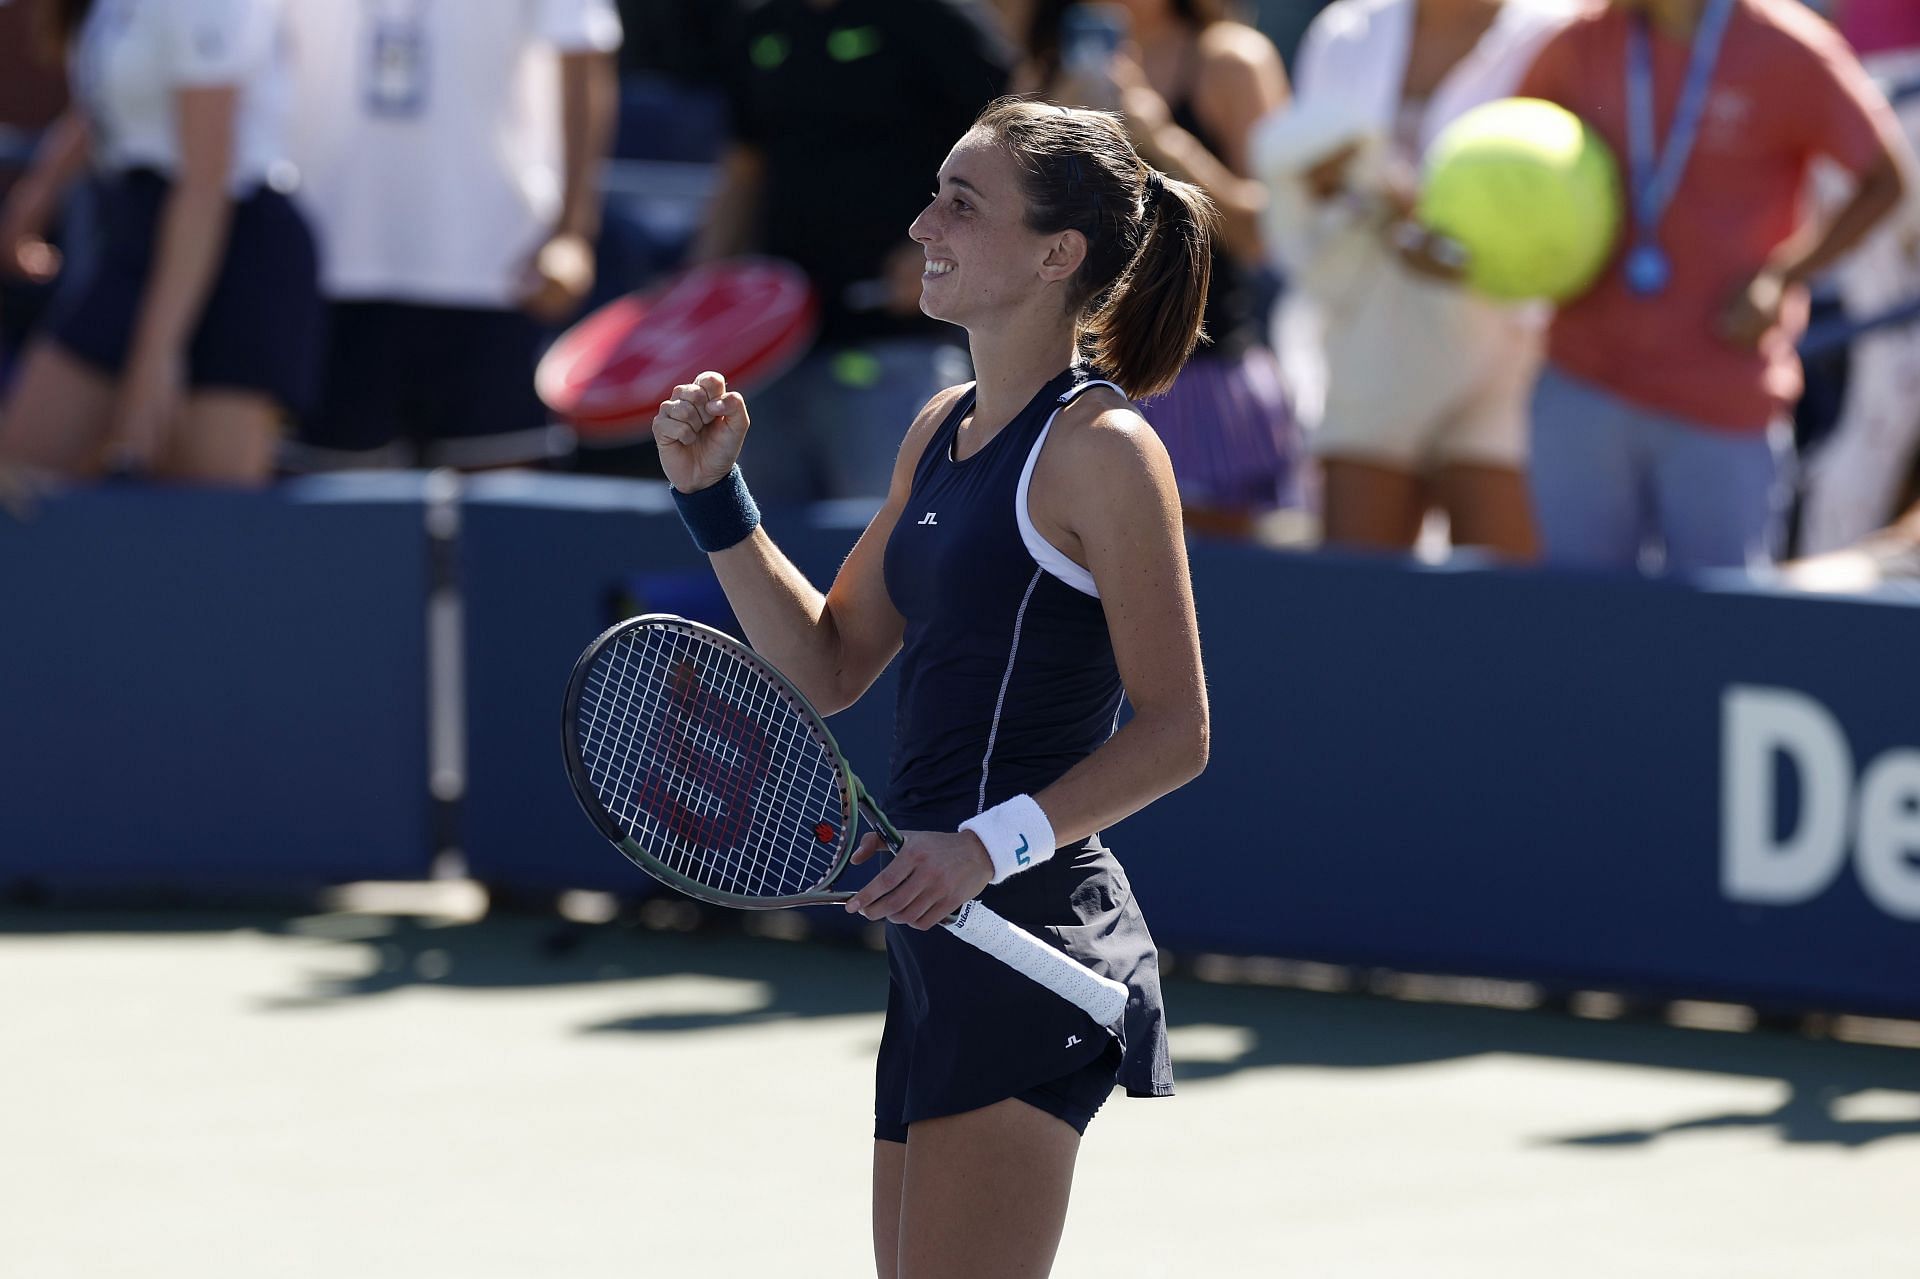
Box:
[873,1139,907,1279]
[893,1098,1081,1279]
[1430,461,1538,560]
[158,390,281,485]
[0,341,117,476]
[1320,455,1427,551]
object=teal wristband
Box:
[672,465,761,552]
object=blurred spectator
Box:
[607,0,730,165]
[614,0,734,81]
[0,0,68,148]
[0,0,73,386]
[695,0,1011,505]
[1797,0,1920,552]
[989,0,1039,44]
[1782,490,1920,591]
[1028,0,1303,538]
[1518,0,1908,576]
[0,0,319,486]
[283,0,622,471]
[1254,0,1574,557]
[0,0,69,197]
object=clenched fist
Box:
[653,370,752,494]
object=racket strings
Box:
[574,625,847,899]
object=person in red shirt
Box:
[1517,0,1908,574]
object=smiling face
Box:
[907,132,1086,330]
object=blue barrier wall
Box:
[0,476,434,891]
[9,475,1915,1016]
[459,474,705,894]
[456,478,1919,1013]
[458,475,894,922]
[1109,548,1920,1017]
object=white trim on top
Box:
[1014,379,1126,599]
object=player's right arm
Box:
[652,371,962,714]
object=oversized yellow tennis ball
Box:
[1417,97,1622,303]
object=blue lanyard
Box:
[1625,0,1738,240]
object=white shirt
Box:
[286,0,623,307]
[73,0,293,192]
[1255,0,1577,306]
[1251,0,1576,423]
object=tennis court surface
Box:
[3,898,1916,1278]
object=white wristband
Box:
[960,795,1057,885]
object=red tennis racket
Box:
[537,257,819,443]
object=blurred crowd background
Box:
[1,0,1918,584]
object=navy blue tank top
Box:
[872,367,1175,1120]
[881,368,1125,831]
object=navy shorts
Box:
[875,1037,1120,1145]
[43,169,322,414]
[298,301,553,466]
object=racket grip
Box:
[943,901,1131,1026]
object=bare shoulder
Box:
[1044,388,1176,497]
[1196,20,1284,74]
[1030,388,1184,588]
[1192,21,1289,143]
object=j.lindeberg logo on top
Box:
[917,512,938,526]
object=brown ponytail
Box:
[971,97,1219,400]
[1083,171,1215,399]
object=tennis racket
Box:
[561,614,1131,1026]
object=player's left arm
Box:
[1027,401,1211,846]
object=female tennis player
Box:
[652,98,1213,1279]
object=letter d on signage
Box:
[1722,686,1852,905]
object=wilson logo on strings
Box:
[634,659,771,852]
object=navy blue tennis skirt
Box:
[872,834,1174,1142]
[43,168,322,414]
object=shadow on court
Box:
[1163,976,1920,1150]
[8,904,1919,1150]
[0,905,300,935]
[1544,1085,1920,1149]
[246,910,892,1022]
